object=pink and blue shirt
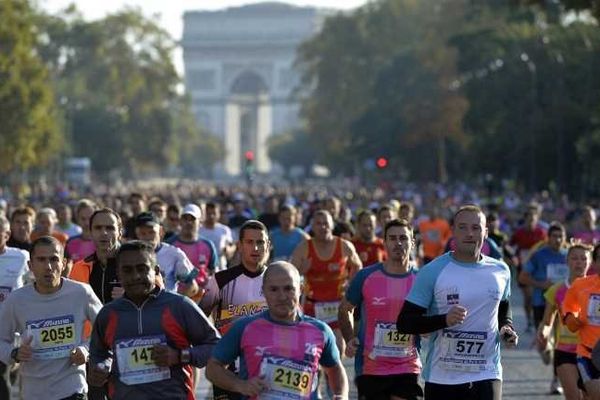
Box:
[345,263,421,376]
[212,310,340,400]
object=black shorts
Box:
[356,373,423,400]
[554,349,577,368]
[577,356,600,391]
[425,379,502,400]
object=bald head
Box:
[264,261,301,287]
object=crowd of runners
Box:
[0,181,599,399]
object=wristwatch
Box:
[10,348,19,362]
[180,348,191,364]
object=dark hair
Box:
[336,221,355,237]
[116,240,156,265]
[548,222,566,236]
[239,220,268,241]
[383,218,413,240]
[205,202,217,210]
[166,204,181,214]
[30,235,63,257]
[279,204,295,214]
[357,210,375,223]
[89,207,123,231]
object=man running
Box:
[206,261,349,400]
[0,236,102,399]
[88,241,220,399]
[269,205,308,262]
[397,205,517,400]
[339,219,423,399]
[65,199,97,263]
[351,210,387,267]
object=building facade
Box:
[182,2,327,175]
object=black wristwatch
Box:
[10,348,19,362]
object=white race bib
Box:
[259,356,315,400]
[0,286,11,303]
[587,294,600,326]
[314,301,340,323]
[26,315,76,360]
[371,322,414,358]
[439,330,492,372]
[116,335,171,385]
[546,263,568,283]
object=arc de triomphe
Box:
[182,2,328,176]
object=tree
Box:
[0,0,62,176]
[267,129,316,176]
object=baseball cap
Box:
[135,212,160,227]
[182,203,202,219]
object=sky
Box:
[39,0,368,39]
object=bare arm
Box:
[519,270,552,290]
[323,362,349,399]
[290,240,310,275]
[342,240,362,279]
[337,298,358,358]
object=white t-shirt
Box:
[0,246,30,307]
[156,242,195,292]
[199,223,233,271]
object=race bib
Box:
[587,294,600,326]
[116,335,171,385]
[314,301,340,323]
[259,356,315,400]
[546,263,568,283]
[440,330,492,372]
[371,322,414,358]
[26,315,76,360]
[0,286,11,303]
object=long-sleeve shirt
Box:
[0,279,102,400]
[90,288,220,400]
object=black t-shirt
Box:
[7,237,31,252]
[86,254,119,304]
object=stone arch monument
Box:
[182,2,328,176]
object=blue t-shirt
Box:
[524,246,567,307]
[270,228,306,262]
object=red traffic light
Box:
[245,150,254,161]
[376,157,388,169]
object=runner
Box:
[167,203,218,294]
[56,203,83,239]
[206,261,349,400]
[572,206,600,245]
[290,209,362,355]
[397,205,517,400]
[30,207,68,246]
[562,245,600,398]
[7,206,35,252]
[0,215,30,399]
[418,207,451,264]
[339,219,423,400]
[0,236,102,399]
[88,240,220,399]
[351,210,387,267]
[269,205,308,262]
[133,211,198,296]
[538,243,591,400]
[65,199,97,263]
[199,220,272,400]
[200,202,235,271]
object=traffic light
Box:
[244,150,255,184]
[376,157,388,169]
[244,150,254,162]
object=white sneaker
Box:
[550,377,563,395]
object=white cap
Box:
[182,203,202,219]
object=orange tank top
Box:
[304,237,347,301]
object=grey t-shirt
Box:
[0,278,102,399]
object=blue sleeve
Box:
[345,267,372,307]
[487,239,503,260]
[406,257,446,309]
[318,322,340,368]
[205,239,219,272]
[211,317,247,364]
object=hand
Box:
[151,344,180,367]
[445,305,467,327]
[536,327,548,350]
[69,346,88,366]
[88,363,110,387]
[236,376,269,397]
[345,337,359,358]
[111,286,125,300]
[541,280,554,290]
[500,325,518,347]
[17,335,33,362]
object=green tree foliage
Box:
[35,6,222,177]
[0,0,62,175]
[267,129,316,176]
